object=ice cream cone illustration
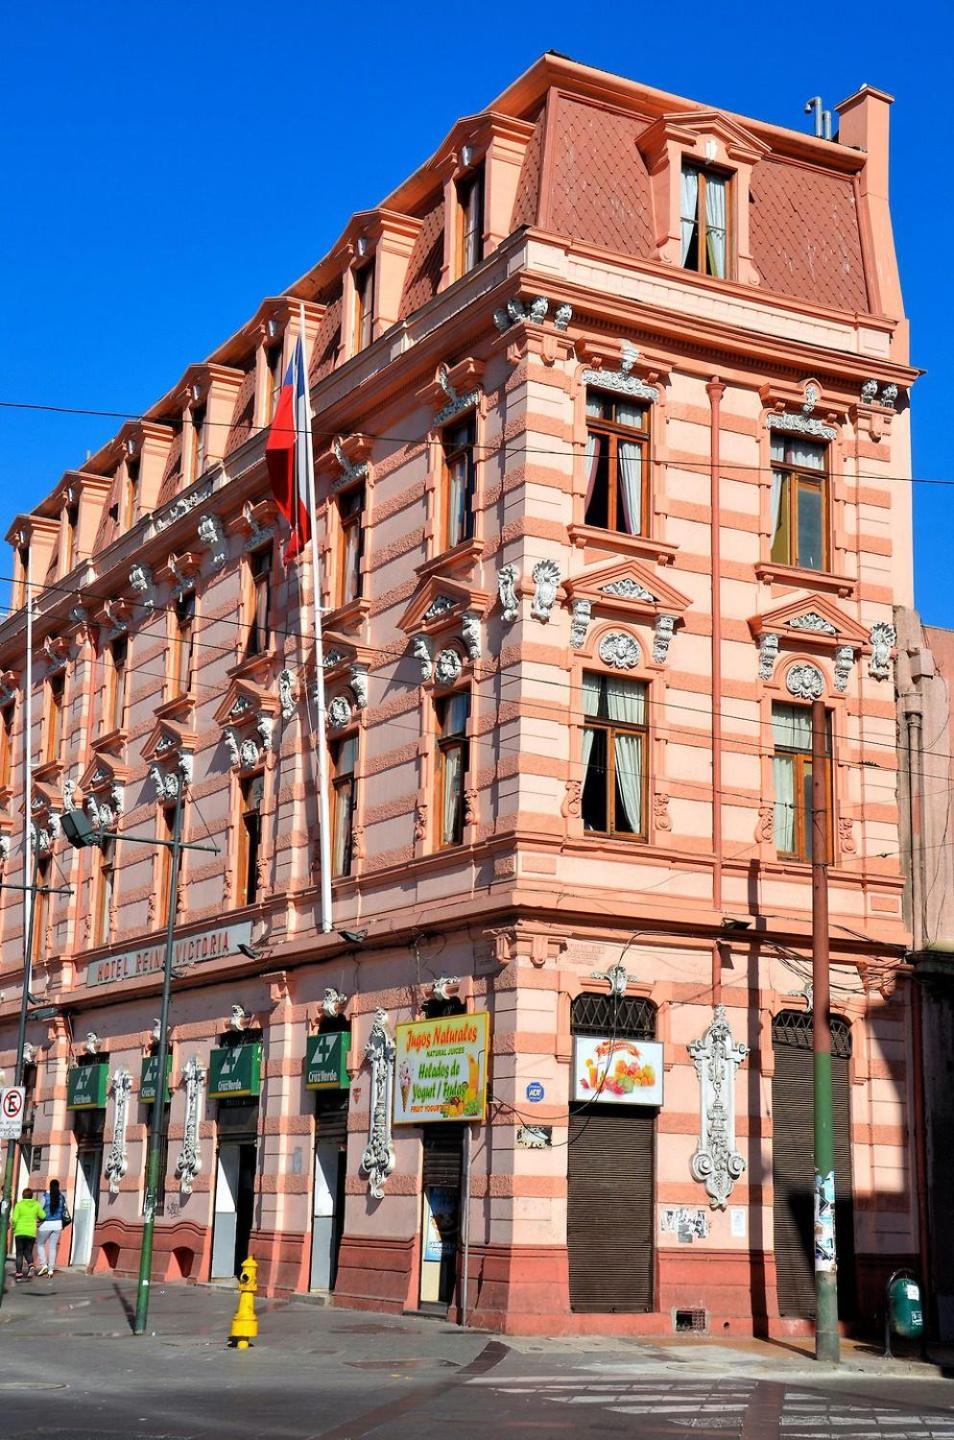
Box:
[399,1061,412,1111]
[467,1053,479,1094]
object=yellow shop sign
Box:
[393,1012,490,1125]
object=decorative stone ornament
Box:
[349,665,369,710]
[434,362,481,426]
[758,632,779,681]
[582,341,659,404]
[431,976,460,1001]
[530,560,561,622]
[196,513,226,570]
[601,577,655,602]
[175,1057,206,1195]
[785,662,825,700]
[361,1009,396,1199]
[460,612,481,661]
[569,598,592,650]
[553,304,573,332]
[688,1005,749,1210]
[860,378,879,405]
[591,962,629,998]
[598,632,641,670]
[128,563,154,608]
[327,695,353,731]
[105,1069,133,1195]
[411,635,433,682]
[332,437,369,490]
[767,410,837,443]
[868,621,896,681]
[422,594,454,623]
[789,611,836,636]
[322,987,348,1018]
[833,644,855,694]
[434,648,463,685]
[497,565,519,623]
[278,669,295,721]
[652,614,677,665]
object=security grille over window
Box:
[772,1009,851,1058]
[571,993,656,1038]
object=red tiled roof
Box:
[310,284,342,383]
[398,196,444,320]
[544,97,656,258]
[155,430,183,508]
[510,108,545,229]
[92,479,118,555]
[749,160,869,313]
[225,366,256,458]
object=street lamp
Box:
[60,794,218,1336]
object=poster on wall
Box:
[572,1034,664,1106]
[393,1012,490,1124]
[423,1186,459,1261]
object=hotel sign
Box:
[85,921,253,989]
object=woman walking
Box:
[36,1178,68,1277]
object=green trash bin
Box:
[885,1269,924,1356]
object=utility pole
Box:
[811,697,840,1364]
[0,854,41,1305]
[134,784,183,1336]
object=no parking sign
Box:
[0,1086,25,1141]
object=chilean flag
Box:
[265,334,312,562]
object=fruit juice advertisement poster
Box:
[572,1034,664,1107]
[394,1011,490,1124]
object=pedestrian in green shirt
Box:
[11,1187,45,1281]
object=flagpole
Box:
[298,305,333,934]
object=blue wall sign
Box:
[526,1081,545,1103]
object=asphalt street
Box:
[0,1270,952,1440]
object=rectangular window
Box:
[171,590,196,696]
[236,773,264,906]
[770,437,827,572]
[0,701,14,792]
[191,405,207,481]
[45,673,65,765]
[581,672,648,839]
[456,166,485,275]
[436,691,470,849]
[32,856,52,963]
[106,637,128,734]
[772,703,831,861]
[245,548,272,658]
[353,263,374,351]
[583,393,649,535]
[680,165,729,279]
[94,836,116,947]
[331,734,357,877]
[443,416,476,551]
[266,343,284,422]
[336,485,365,608]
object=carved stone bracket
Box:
[105,1069,133,1195]
[278,669,295,721]
[460,612,481,661]
[411,635,433,682]
[128,563,155,610]
[569,598,592,650]
[434,362,481,426]
[758,632,779,681]
[175,1056,206,1195]
[652,614,677,665]
[868,622,896,681]
[530,560,560,622]
[360,1009,396,1199]
[322,987,348,1018]
[197,513,227,570]
[688,1005,748,1210]
[497,565,519,623]
[833,644,855,693]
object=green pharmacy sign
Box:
[67,1062,109,1110]
[304,1032,350,1090]
[208,1043,262,1100]
[140,1054,173,1103]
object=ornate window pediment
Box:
[156,549,202,596]
[419,356,484,426]
[399,575,490,683]
[315,433,373,495]
[141,716,196,773]
[759,377,844,444]
[229,497,278,553]
[575,337,670,405]
[213,679,278,773]
[320,634,373,715]
[564,558,690,660]
[750,595,869,693]
[79,755,129,826]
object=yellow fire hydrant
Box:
[228,1257,258,1349]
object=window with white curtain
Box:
[770,436,828,571]
[443,415,477,551]
[680,164,729,279]
[580,672,648,839]
[436,689,470,848]
[583,392,648,535]
[771,703,831,860]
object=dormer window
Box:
[191,404,208,481]
[122,456,140,530]
[64,500,79,570]
[680,165,729,278]
[265,342,284,423]
[353,262,375,352]
[456,165,484,276]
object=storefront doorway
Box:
[208,1037,262,1281]
[212,1137,257,1280]
[310,1094,348,1292]
[419,1125,464,1311]
[72,1145,103,1268]
[567,992,658,1313]
[68,1070,108,1269]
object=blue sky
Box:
[1,3,951,622]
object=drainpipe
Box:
[707,378,725,1003]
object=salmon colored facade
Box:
[0,56,920,1335]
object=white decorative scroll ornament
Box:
[0,836,10,863]
[652,614,677,665]
[789,611,836,636]
[833,645,855,694]
[327,695,353,730]
[175,1057,206,1195]
[767,409,837,442]
[434,362,480,426]
[332,437,369,491]
[62,778,77,812]
[197,513,226,570]
[110,784,125,818]
[154,483,212,533]
[591,962,628,998]
[278,669,294,721]
[688,1005,749,1210]
[530,560,560,622]
[241,498,274,550]
[569,598,592,650]
[553,303,573,332]
[86,794,117,829]
[361,1008,396,1199]
[256,715,274,752]
[497,565,519,623]
[582,342,659,403]
[434,648,463,685]
[785,662,824,700]
[423,594,454,623]
[758,633,779,681]
[223,729,241,768]
[868,621,896,681]
[431,975,460,1001]
[129,563,154,609]
[460,612,481,661]
[104,1069,133,1195]
[598,631,641,670]
[881,383,899,410]
[411,635,433,682]
[601,577,655,602]
[322,987,348,1018]
[349,665,369,710]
